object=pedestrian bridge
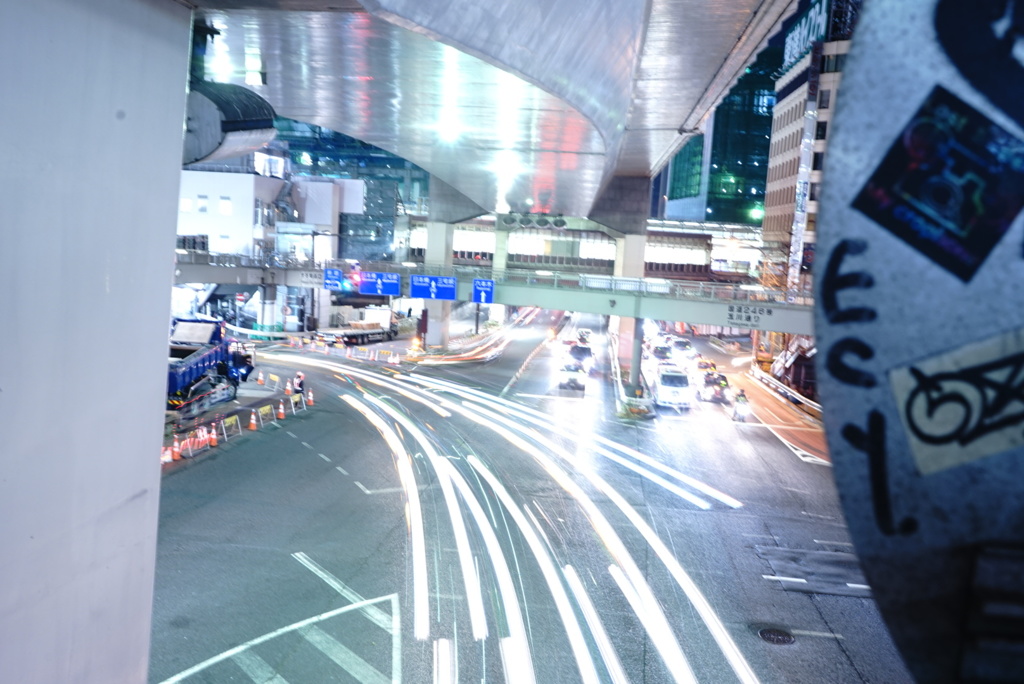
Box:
[175,252,814,335]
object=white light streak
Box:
[563,565,630,684]
[363,395,488,641]
[342,395,430,640]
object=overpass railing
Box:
[172,251,814,307]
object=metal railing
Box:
[173,250,814,308]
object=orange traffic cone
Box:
[257,370,265,385]
[209,424,219,447]
[285,379,293,395]
[277,400,286,420]
[306,389,315,406]
[172,436,182,460]
[248,409,258,431]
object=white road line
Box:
[354,481,371,494]
[301,442,314,449]
[791,630,845,640]
[302,625,389,684]
[232,650,289,683]
[158,596,396,684]
[291,552,392,631]
[846,583,871,590]
[762,575,808,584]
[286,431,298,438]
[335,465,348,474]
[814,539,853,546]
[319,453,331,462]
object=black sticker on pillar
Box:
[852,85,1024,282]
[935,0,1024,133]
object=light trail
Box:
[363,394,488,641]
[562,564,630,684]
[341,395,430,640]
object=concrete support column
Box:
[423,221,454,348]
[0,2,192,682]
[492,229,510,274]
[259,285,279,330]
[613,233,648,387]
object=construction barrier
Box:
[222,415,242,440]
[258,404,275,425]
[268,373,281,390]
[289,394,306,412]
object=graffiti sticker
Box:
[853,86,1024,282]
[891,328,1024,474]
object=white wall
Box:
[178,170,257,255]
[0,1,192,682]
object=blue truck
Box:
[168,318,254,418]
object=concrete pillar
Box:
[259,285,279,330]
[0,2,192,682]
[423,221,454,348]
[492,229,510,274]
[613,233,648,387]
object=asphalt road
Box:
[149,312,914,683]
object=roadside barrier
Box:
[277,400,286,420]
[258,404,275,425]
[222,415,242,440]
[248,409,259,430]
[290,393,306,413]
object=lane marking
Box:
[762,575,808,584]
[291,552,392,631]
[353,481,406,495]
[814,539,853,546]
[159,596,397,683]
[286,431,298,439]
[302,442,314,449]
[791,630,845,640]
[846,583,871,590]
[335,465,348,475]
[319,453,331,462]
[302,625,389,684]
[232,650,287,683]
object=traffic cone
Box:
[285,379,293,395]
[257,370,265,385]
[209,424,219,447]
[248,409,258,431]
[277,400,286,420]
[306,389,315,406]
[172,436,182,460]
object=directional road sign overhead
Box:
[358,271,401,296]
[323,268,344,291]
[472,278,495,304]
[410,275,457,300]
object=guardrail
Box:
[748,365,821,421]
[173,250,814,308]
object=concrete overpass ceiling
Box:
[195,0,796,217]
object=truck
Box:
[314,307,400,346]
[167,318,254,418]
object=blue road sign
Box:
[410,275,457,300]
[323,268,344,291]
[358,271,401,296]
[472,278,495,304]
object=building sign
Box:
[783,0,830,70]
[726,304,775,328]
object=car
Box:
[695,355,717,371]
[576,328,592,343]
[699,371,731,403]
[568,344,595,372]
[671,338,697,359]
[649,344,673,361]
[558,364,587,391]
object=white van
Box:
[648,363,692,410]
